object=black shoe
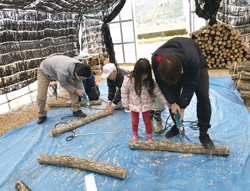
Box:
[199,132,214,149]
[73,110,87,118]
[37,116,47,124]
[165,125,180,138]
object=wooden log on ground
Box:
[48,100,102,108]
[129,140,230,155]
[50,109,110,137]
[240,90,250,99]
[15,181,31,191]
[236,80,250,90]
[37,154,126,179]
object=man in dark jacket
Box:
[80,73,100,101]
[101,63,129,114]
[152,37,214,149]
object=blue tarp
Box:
[0,76,250,191]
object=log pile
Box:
[229,61,250,100]
[80,53,109,75]
[190,23,250,69]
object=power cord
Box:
[66,127,131,141]
[158,114,199,134]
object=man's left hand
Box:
[50,81,57,87]
[179,108,185,121]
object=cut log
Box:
[50,109,110,136]
[240,90,250,99]
[48,100,102,108]
[15,181,31,191]
[237,65,250,72]
[238,71,250,80]
[37,154,126,179]
[236,80,250,90]
[129,140,230,155]
[231,74,237,80]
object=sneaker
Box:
[132,132,138,140]
[37,116,47,124]
[165,125,180,138]
[146,133,153,141]
[199,132,214,149]
[73,110,87,118]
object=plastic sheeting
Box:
[0,76,250,191]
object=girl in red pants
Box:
[121,58,169,141]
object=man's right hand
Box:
[75,89,85,97]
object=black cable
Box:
[158,114,199,134]
[54,121,68,128]
[66,130,76,141]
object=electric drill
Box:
[51,85,57,100]
[82,93,91,109]
[175,110,184,137]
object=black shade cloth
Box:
[0,0,125,94]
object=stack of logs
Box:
[81,53,109,75]
[230,61,250,100]
[190,23,250,69]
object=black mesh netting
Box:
[217,0,250,45]
[195,0,222,26]
[0,0,125,95]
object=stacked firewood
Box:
[190,23,250,69]
[230,61,250,100]
[81,54,109,75]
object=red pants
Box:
[131,110,152,134]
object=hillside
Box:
[134,0,184,25]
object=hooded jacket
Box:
[152,37,207,109]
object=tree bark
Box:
[48,100,102,108]
[240,90,250,99]
[15,181,31,191]
[129,140,230,156]
[37,154,126,179]
[50,109,110,137]
[236,80,250,90]
[238,71,250,80]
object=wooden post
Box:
[48,100,102,108]
[129,140,230,156]
[15,181,31,191]
[37,154,126,179]
[49,109,110,137]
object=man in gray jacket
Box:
[37,55,91,124]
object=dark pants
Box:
[170,67,211,131]
[79,84,100,101]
